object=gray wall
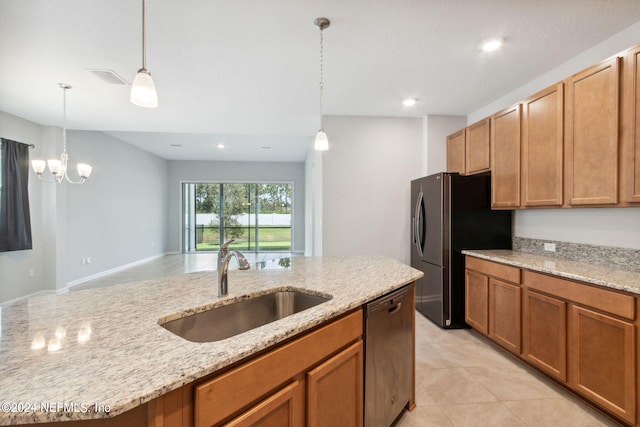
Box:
[167,161,305,253]
[0,111,49,302]
[0,111,170,302]
[65,131,169,285]
[321,116,423,264]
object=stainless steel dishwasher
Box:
[364,283,414,427]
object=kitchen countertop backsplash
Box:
[512,237,640,271]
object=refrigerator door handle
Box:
[414,191,424,257]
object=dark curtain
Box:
[0,138,32,252]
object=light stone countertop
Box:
[462,249,640,294]
[0,256,422,425]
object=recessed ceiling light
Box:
[402,98,417,107]
[480,38,504,52]
[170,144,182,147]
[217,143,225,149]
[261,146,272,150]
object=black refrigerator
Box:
[410,172,512,328]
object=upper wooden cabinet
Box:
[621,44,640,203]
[465,118,491,174]
[447,119,490,175]
[565,57,621,206]
[522,83,564,207]
[491,104,521,209]
[446,129,466,174]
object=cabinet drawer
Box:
[466,257,520,284]
[195,310,362,426]
[523,270,635,320]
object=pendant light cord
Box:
[141,0,147,69]
[62,85,68,153]
[319,27,324,130]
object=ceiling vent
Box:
[87,69,130,85]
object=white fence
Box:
[196,213,291,226]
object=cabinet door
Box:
[522,83,564,206]
[489,278,521,354]
[465,118,491,174]
[224,380,304,427]
[569,305,636,424]
[447,130,466,173]
[491,105,521,208]
[522,289,567,381]
[465,270,489,334]
[621,45,640,203]
[565,57,620,205]
[307,341,363,427]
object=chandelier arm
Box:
[34,174,59,183]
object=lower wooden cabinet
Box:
[194,311,363,427]
[569,305,636,424]
[522,289,567,381]
[224,380,304,427]
[307,341,363,427]
[489,278,521,354]
[465,255,638,425]
[465,270,489,334]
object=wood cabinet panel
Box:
[224,380,304,427]
[522,289,567,381]
[565,57,620,205]
[491,105,521,208]
[307,341,363,427]
[522,270,635,320]
[465,118,491,174]
[195,311,362,426]
[621,44,640,203]
[447,130,465,173]
[522,83,564,206]
[466,257,520,284]
[569,305,636,424]
[465,270,489,334]
[489,278,521,354]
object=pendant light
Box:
[31,84,92,184]
[314,17,330,151]
[130,0,158,108]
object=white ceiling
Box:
[1,0,640,162]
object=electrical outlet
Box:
[543,242,556,252]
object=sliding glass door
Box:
[182,182,292,253]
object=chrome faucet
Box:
[217,239,250,297]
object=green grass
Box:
[195,226,291,251]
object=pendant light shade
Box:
[130,68,158,108]
[314,17,330,151]
[314,130,329,151]
[130,0,158,108]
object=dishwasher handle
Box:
[387,302,402,314]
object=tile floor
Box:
[73,254,621,426]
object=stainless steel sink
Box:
[160,290,332,342]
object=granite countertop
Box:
[462,249,640,295]
[0,255,422,425]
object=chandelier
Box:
[31,84,92,184]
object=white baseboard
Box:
[65,253,170,290]
[1,289,56,306]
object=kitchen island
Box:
[0,255,422,425]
